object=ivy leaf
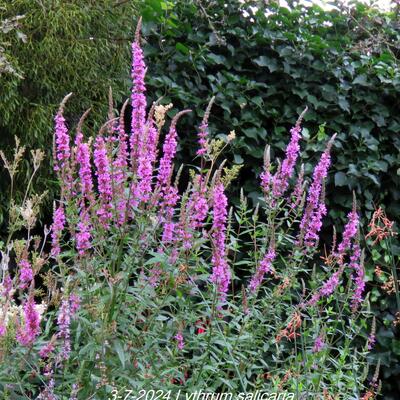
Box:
[338,96,350,112]
[253,56,278,72]
[207,53,226,64]
[334,171,347,187]
[353,74,368,86]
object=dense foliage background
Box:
[0,0,138,224]
[0,0,399,397]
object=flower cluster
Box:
[210,182,230,305]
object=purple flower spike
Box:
[210,183,231,306]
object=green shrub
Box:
[0,0,139,225]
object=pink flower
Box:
[19,258,33,289]
[57,293,80,361]
[54,112,70,172]
[113,112,129,224]
[260,169,272,194]
[300,135,335,247]
[69,293,80,314]
[175,331,184,350]
[290,164,304,209]
[39,342,55,359]
[304,202,327,247]
[249,246,276,292]
[177,176,209,249]
[0,325,6,337]
[130,38,147,167]
[137,120,158,203]
[157,120,179,190]
[196,97,214,156]
[336,207,359,263]
[94,136,112,227]
[272,124,302,198]
[367,333,376,351]
[319,268,342,298]
[75,133,93,201]
[312,335,325,352]
[16,297,41,346]
[160,186,180,244]
[2,274,12,298]
[50,205,65,257]
[349,243,364,311]
[57,298,71,360]
[210,183,230,305]
[76,210,91,255]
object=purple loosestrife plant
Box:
[2,19,376,398]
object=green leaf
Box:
[353,74,368,86]
[175,42,189,55]
[253,56,278,72]
[334,171,347,187]
[113,340,126,369]
[338,96,350,112]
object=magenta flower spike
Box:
[57,297,72,360]
[57,294,79,361]
[210,182,230,306]
[272,124,302,198]
[112,100,129,225]
[137,118,158,203]
[54,94,72,173]
[336,199,359,263]
[300,134,336,247]
[175,331,184,351]
[75,134,94,202]
[290,164,304,209]
[16,297,41,346]
[76,210,91,255]
[196,97,215,157]
[130,18,147,168]
[249,245,276,293]
[94,136,113,228]
[39,341,55,359]
[349,243,364,311]
[50,204,66,257]
[157,110,191,190]
[19,257,33,289]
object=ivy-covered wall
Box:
[141,0,400,228]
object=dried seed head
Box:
[20,199,36,229]
[31,149,45,171]
[263,145,270,168]
[296,106,308,126]
[155,103,173,131]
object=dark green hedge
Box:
[140,0,400,227]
